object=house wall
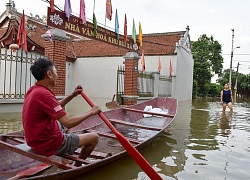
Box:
[66,56,125,99]
[172,46,194,101]
[66,53,192,100]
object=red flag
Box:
[141,50,145,71]
[124,14,127,42]
[106,0,112,21]
[170,59,173,77]
[17,10,27,54]
[50,0,55,12]
[158,56,162,72]
[80,0,86,24]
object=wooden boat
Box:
[0,97,177,180]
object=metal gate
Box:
[116,66,172,104]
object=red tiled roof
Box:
[72,40,128,58]
[141,32,184,55]
[72,32,184,58]
[26,20,46,48]
[0,28,7,38]
[0,9,185,58]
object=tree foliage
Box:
[218,69,250,98]
[192,34,224,97]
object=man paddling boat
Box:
[22,57,101,166]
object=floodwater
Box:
[0,98,250,179]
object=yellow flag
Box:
[138,22,143,47]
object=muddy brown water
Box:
[0,98,249,179]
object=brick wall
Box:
[44,40,66,96]
[123,52,139,105]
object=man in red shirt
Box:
[22,57,101,165]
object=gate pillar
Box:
[41,28,70,96]
[122,52,140,105]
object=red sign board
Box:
[47,7,135,50]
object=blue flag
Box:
[115,9,119,39]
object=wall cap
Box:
[123,52,140,60]
[41,28,70,42]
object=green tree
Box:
[192,34,223,96]
[218,69,250,98]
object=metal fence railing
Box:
[0,48,43,99]
[116,66,172,104]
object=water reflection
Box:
[0,98,250,179]
[218,111,232,134]
[0,112,22,134]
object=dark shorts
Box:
[223,101,231,104]
[56,121,79,155]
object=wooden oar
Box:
[7,163,51,180]
[80,91,162,180]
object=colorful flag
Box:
[170,59,173,77]
[64,0,72,21]
[106,0,112,21]
[115,9,119,39]
[158,56,162,72]
[93,13,97,37]
[17,10,27,54]
[124,14,127,42]
[46,30,53,42]
[50,0,55,12]
[80,0,86,24]
[138,22,143,47]
[141,50,145,71]
[132,18,136,43]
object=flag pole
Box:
[104,0,106,27]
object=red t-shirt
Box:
[22,83,66,156]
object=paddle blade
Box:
[8,163,51,180]
[114,131,162,179]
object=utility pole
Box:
[234,62,240,102]
[229,29,240,89]
[229,29,234,90]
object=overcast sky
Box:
[1,0,249,76]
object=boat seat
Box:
[123,107,175,118]
[75,148,112,159]
[109,118,162,131]
[15,143,34,153]
[85,129,142,144]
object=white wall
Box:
[173,46,194,101]
[66,56,124,98]
[66,51,193,101]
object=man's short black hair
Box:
[30,58,54,81]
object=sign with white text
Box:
[47,7,135,50]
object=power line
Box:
[224,54,250,55]
[232,60,250,63]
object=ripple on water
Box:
[178,100,250,179]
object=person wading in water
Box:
[220,83,233,112]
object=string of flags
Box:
[140,53,173,78]
[48,0,142,44]
[13,1,173,77]
[14,1,143,54]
